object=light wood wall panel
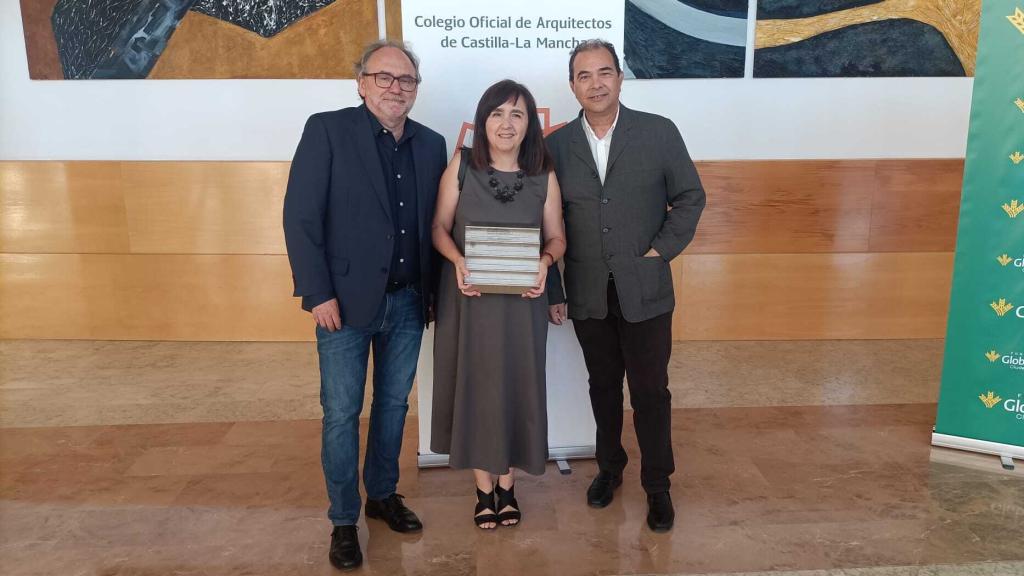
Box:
[867,160,963,252]
[690,160,876,254]
[121,163,289,254]
[1,160,964,257]
[0,162,129,254]
[671,252,953,340]
[0,159,963,341]
[1,252,951,342]
[0,254,309,341]
[689,159,964,254]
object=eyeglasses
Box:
[363,72,419,92]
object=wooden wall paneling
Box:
[0,159,964,342]
[121,162,289,255]
[2,252,952,342]
[688,160,876,254]
[0,254,310,341]
[868,159,963,252]
[672,252,953,340]
[0,162,130,254]
[2,159,963,257]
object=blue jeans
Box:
[316,286,424,526]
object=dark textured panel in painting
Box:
[678,0,749,19]
[754,19,965,77]
[52,0,196,79]
[52,0,144,78]
[625,1,745,78]
[190,0,336,37]
[757,0,883,19]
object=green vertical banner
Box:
[933,1,1024,458]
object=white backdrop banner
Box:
[402,0,624,151]
[401,0,617,465]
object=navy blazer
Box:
[283,105,448,329]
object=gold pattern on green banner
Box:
[978,391,1002,408]
[936,0,1024,451]
[1009,7,1024,34]
[1002,199,1024,217]
[991,298,1014,316]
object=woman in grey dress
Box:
[431,80,565,529]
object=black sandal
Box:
[474,488,498,529]
[495,484,521,526]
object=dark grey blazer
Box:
[546,104,705,323]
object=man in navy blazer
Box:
[283,40,447,571]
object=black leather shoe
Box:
[586,471,622,508]
[365,493,423,533]
[646,492,675,532]
[329,525,362,571]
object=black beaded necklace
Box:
[487,167,524,203]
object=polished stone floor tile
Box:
[628,562,1024,575]
[2,405,1023,575]
[0,339,944,427]
[2,339,1020,575]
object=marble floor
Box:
[0,339,946,427]
[1,339,1023,576]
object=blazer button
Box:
[602,227,610,233]
[601,198,609,204]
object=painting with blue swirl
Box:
[624,0,748,78]
[752,0,980,77]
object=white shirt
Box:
[581,107,619,184]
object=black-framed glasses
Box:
[363,71,419,92]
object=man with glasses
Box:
[283,40,447,570]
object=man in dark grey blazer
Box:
[283,40,447,570]
[546,40,705,532]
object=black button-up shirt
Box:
[300,108,422,312]
[367,108,420,290]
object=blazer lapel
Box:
[351,109,393,225]
[569,116,599,177]
[605,104,633,177]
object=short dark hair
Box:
[568,39,622,81]
[469,80,553,177]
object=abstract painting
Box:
[753,0,981,77]
[20,0,388,79]
[624,0,748,79]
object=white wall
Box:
[0,1,972,161]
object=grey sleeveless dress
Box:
[431,166,550,476]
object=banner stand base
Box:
[931,433,1024,465]
[418,445,595,469]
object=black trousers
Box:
[573,279,674,494]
